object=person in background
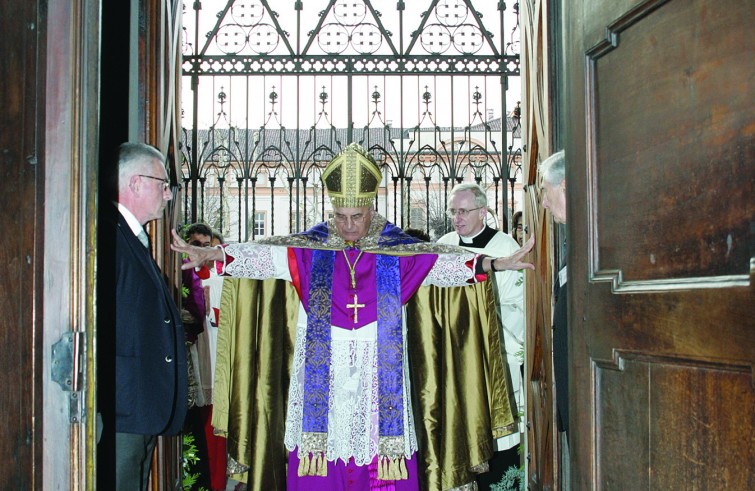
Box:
[210,229,224,247]
[193,226,233,491]
[171,143,535,490]
[540,150,569,441]
[111,142,187,490]
[182,222,212,343]
[181,222,215,489]
[437,183,526,486]
[186,223,213,247]
[512,210,524,246]
[402,227,431,242]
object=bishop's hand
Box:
[171,229,224,270]
[489,235,536,272]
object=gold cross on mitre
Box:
[347,293,365,323]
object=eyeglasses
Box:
[138,174,170,191]
[445,207,482,218]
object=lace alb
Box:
[284,311,418,465]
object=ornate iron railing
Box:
[180,0,522,241]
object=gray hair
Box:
[449,182,488,208]
[539,150,565,185]
[117,142,165,191]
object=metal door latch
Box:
[51,331,84,423]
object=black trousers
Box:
[115,432,156,491]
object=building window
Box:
[410,207,425,227]
[254,211,266,237]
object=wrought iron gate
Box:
[179,0,522,242]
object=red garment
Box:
[200,405,228,491]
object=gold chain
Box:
[342,249,364,290]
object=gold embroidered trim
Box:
[297,433,328,477]
[226,456,249,475]
[259,214,468,256]
[299,431,328,453]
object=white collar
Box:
[459,225,486,244]
[117,202,146,237]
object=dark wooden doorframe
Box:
[521,0,564,487]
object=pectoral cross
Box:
[347,293,365,323]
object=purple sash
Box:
[300,234,407,479]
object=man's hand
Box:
[171,229,224,270]
[491,235,536,271]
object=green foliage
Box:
[182,433,209,491]
[514,272,524,287]
[177,223,191,240]
[490,465,525,491]
[514,345,524,365]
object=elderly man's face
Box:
[542,179,566,224]
[448,190,486,238]
[138,159,172,223]
[333,206,374,243]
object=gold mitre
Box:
[322,143,382,207]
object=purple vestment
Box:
[292,248,437,329]
[287,248,436,489]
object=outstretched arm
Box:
[423,236,535,287]
[172,230,291,281]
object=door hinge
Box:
[51,331,84,423]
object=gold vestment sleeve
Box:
[406,278,517,490]
[213,278,299,489]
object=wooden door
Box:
[565,0,754,488]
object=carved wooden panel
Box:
[585,0,754,291]
[596,354,754,489]
[3,0,101,487]
[141,0,185,488]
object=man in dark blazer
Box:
[111,142,187,490]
